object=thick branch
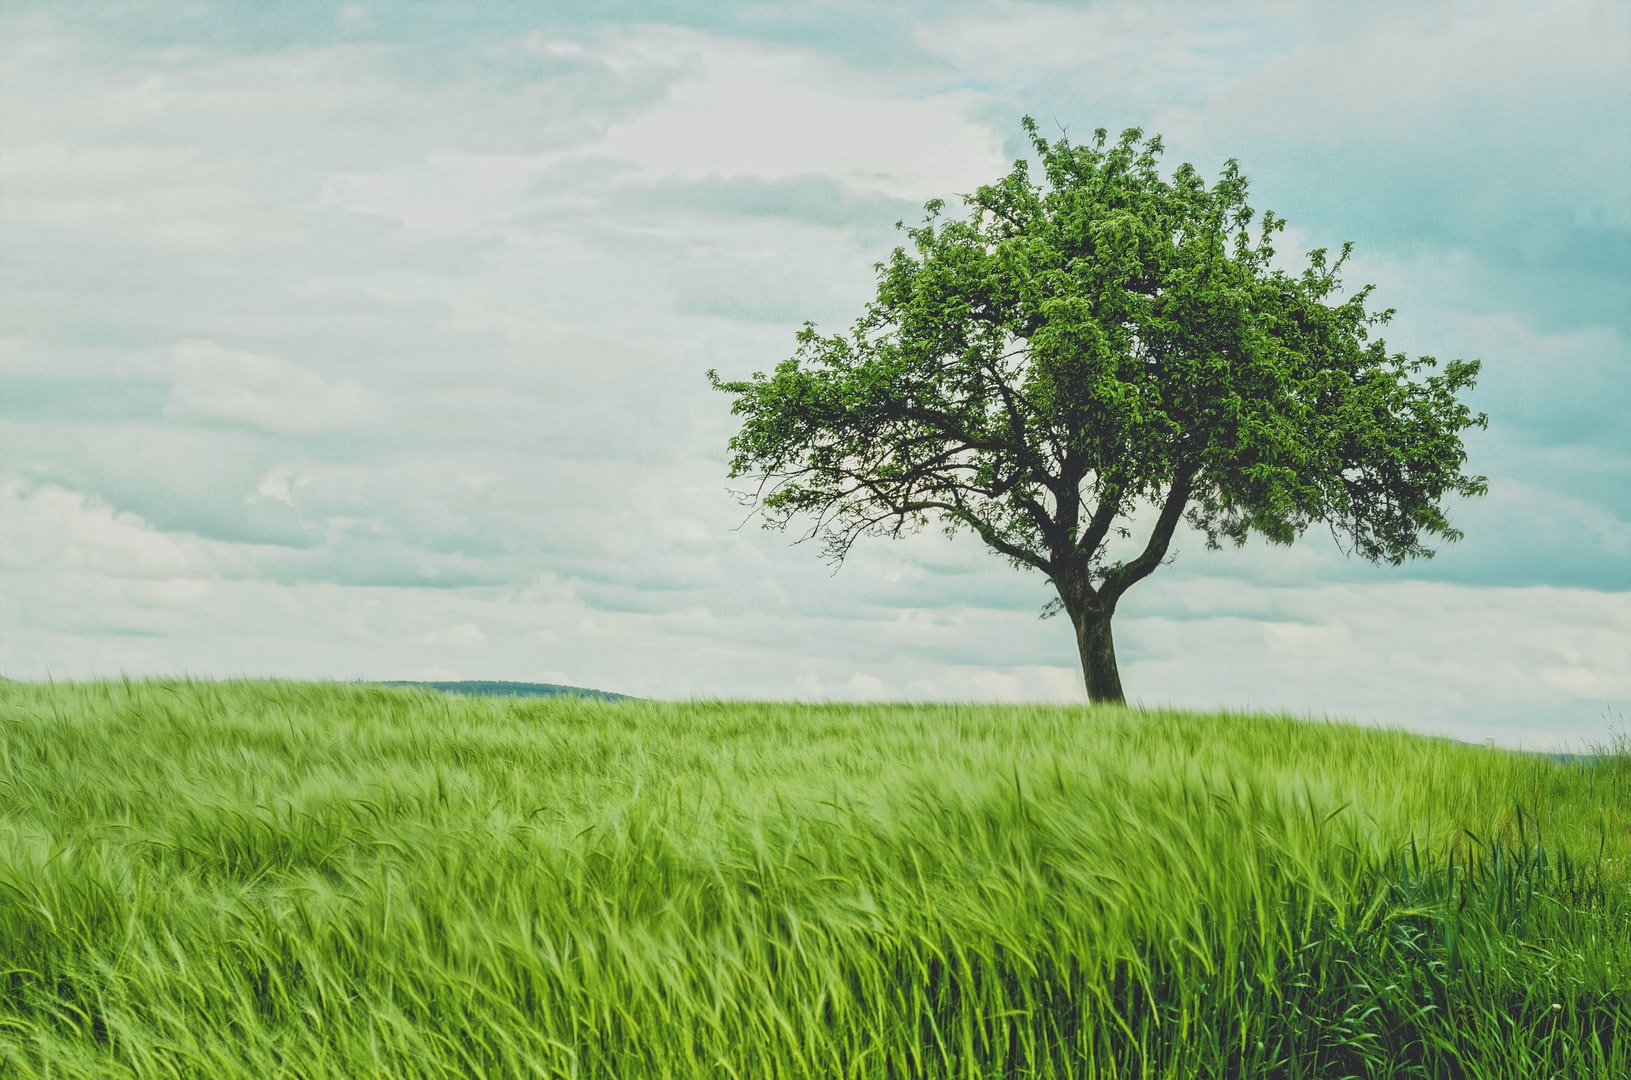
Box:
[1101,465,1196,602]
[878,493,1050,572]
[1073,471,1126,563]
[789,457,1051,573]
[896,404,1007,456]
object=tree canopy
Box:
[709,118,1487,703]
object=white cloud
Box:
[916,0,1292,113]
[844,672,890,699]
[1120,577,1631,745]
[166,340,384,435]
[597,28,1006,200]
[320,152,561,233]
[419,622,487,650]
[245,462,373,516]
[252,470,300,508]
[1,479,197,578]
[973,670,1022,699]
[1211,0,1629,146]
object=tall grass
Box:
[1,679,1626,1078]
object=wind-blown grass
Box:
[1,679,1626,1078]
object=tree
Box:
[708,119,1487,704]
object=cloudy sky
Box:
[2,0,1627,746]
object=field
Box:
[1,680,1627,1078]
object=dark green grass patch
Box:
[1,680,1626,1077]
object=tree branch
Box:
[796,461,1052,574]
[1073,471,1126,562]
[1101,465,1196,602]
[932,497,1051,572]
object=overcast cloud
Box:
[2,0,1626,747]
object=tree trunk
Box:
[1071,603,1125,705]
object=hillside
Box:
[370,679,632,701]
[1,680,1626,1078]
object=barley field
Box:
[1,679,1626,1078]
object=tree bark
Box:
[1073,605,1124,705]
[1057,582,1124,705]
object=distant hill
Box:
[372,680,633,702]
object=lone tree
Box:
[709,119,1486,704]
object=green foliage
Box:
[2,679,1627,1078]
[709,119,1488,699]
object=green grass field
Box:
[1,680,1626,1078]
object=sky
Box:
[1,0,1627,747]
